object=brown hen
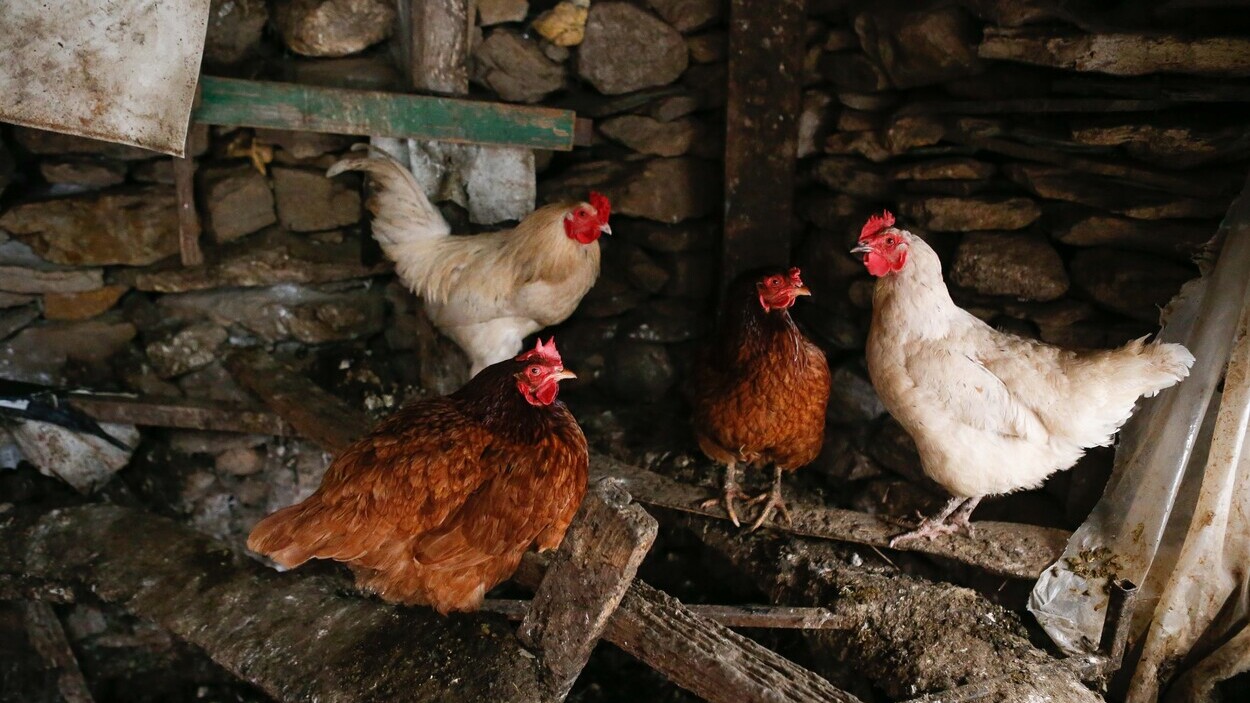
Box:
[691,267,831,530]
[247,339,588,614]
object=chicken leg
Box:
[747,465,792,532]
[701,461,751,527]
[888,496,979,548]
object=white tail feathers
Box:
[1127,337,1195,398]
[327,144,450,247]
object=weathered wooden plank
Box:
[590,454,1067,580]
[513,557,862,703]
[721,0,807,292]
[484,599,858,630]
[20,600,94,703]
[194,76,579,151]
[68,396,295,436]
[519,479,658,697]
[224,348,370,454]
[979,27,1250,77]
[3,504,550,703]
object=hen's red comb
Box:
[788,267,804,286]
[859,210,896,242]
[516,337,563,365]
[589,192,611,224]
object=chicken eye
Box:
[768,277,782,287]
[529,366,542,375]
[577,209,587,217]
[885,237,896,245]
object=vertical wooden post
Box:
[402,0,472,95]
[519,479,658,698]
[721,0,807,295]
[175,81,207,268]
[21,600,95,703]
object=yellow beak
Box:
[793,286,811,297]
[553,369,578,382]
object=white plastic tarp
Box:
[0,0,211,156]
[1031,175,1250,702]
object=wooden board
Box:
[721,0,807,293]
[194,76,580,151]
[591,454,1068,581]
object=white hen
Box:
[328,146,609,376]
[854,211,1195,545]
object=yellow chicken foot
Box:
[701,462,750,527]
[888,496,970,548]
[747,465,792,532]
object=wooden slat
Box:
[484,599,857,630]
[721,0,807,292]
[590,454,1068,581]
[68,396,294,436]
[194,76,579,151]
[519,479,658,697]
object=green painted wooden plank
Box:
[193,76,579,151]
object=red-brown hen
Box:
[691,267,831,531]
[247,338,588,614]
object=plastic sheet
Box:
[1030,176,1250,701]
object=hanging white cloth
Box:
[1030,175,1250,701]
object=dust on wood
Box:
[592,454,1068,580]
[4,504,551,703]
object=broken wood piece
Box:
[589,453,1068,580]
[484,599,857,630]
[513,556,862,703]
[68,395,294,436]
[173,123,207,267]
[520,478,658,697]
[194,76,581,151]
[3,504,550,703]
[979,27,1250,77]
[224,348,370,454]
[20,600,95,703]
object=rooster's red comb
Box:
[589,191,611,224]
[859,210,896,242]
[516,337,563,366]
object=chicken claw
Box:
[888,496,979,548]
[700,463,750,527]
[747,466,792,532]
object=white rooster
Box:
[854,211,1195,546]
[328,146,610,376]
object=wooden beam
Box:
[68,395,295,436]
[519,479,658,698]
[194,76,580,151]
[590,454,1067,580]
[896,97,1176,115]
[20,600,94,703]
[224,349,370,454]
[485,600,857,630]
[721,0,807,292]
[513,557,862,703]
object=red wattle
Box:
[864,252,892,277]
